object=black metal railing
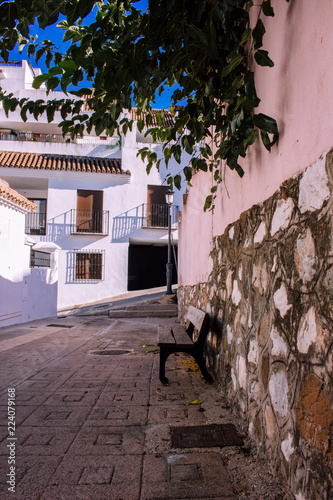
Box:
[0,131,120,147]
[25,212,46,235]
[142,204,178,228]
[70,209,109,235]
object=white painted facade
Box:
[0,61,188,314]
[0,180,58,326]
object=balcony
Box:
[70,209,109,235]
[25,212,46,235]
[141,204,179,228]
[0,131,120,148]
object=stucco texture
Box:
[179,0,333,287]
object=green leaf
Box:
[244,72,260,107]
[174,174,181,190]
[204,195,213,212]
[260,130,272,151]
[173,145,181,164]
[243,129,258,149]
[47,106,56,123]
[48,66,63,77]
[221,53,244,77]
[183,166,192,182]
[35,48,45,63]
[240,28,252,45]
[262,0,275,17]
[253,113,278,135]
[187,25,208,46]
[47,77,60,91]
[254,49,274,67]
[32,74,48,89]
[252,19,265,49]
[59,60,78,71]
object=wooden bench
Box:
[158,305,213,384]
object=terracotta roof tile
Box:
[0,151,130,176]
[130,108,175,127]
[0,177,36,211]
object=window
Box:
[74,250,104,281]
[30,249,50,268]
[76,190,104,233]
[146,185,168,227]
[26,199,47,235]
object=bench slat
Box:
[186,305,207,332]
[158,325,176,347]
[172,324,193,348]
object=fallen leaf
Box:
[186,399,202,405]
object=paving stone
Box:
[60,379,108,389]
[87,405,148,426]
[0,455,61,500]
[148,405,207,425]
[105,379,150,391]
[67,425,145,455]
[141,452,236,499]
[21,405,91,427]
[43,388,101,406]
[96,387,150,406]
[10,390,53,406]
[150,390,187,405]
[0,405,37,426]
[13,427,78,455]
[41,454,142,500]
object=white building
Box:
[0,61,187,316]
[0,177,59,326]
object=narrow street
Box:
[0,304,292,499]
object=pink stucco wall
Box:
[179,0,333,286]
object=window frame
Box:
[74,249,105,282]
[30,249,51,268]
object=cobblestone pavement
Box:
[0,309,293,499]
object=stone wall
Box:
[178,149,333,500]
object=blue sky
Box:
[9,0,174,109]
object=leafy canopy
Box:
[0,0,280,210]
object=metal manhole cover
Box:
[47,324,74,328]
[90,350,131,356]
[171,423,244,448]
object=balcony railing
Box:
[141,204,178,228]
[25,212,46,235]
[70,209,109,235]
[0,131,120,148]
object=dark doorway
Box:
[128,244,177,291]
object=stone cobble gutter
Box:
[178,149,333,500]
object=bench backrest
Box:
[185,306,209,346]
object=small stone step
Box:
[125,304,178,311]
[108,308,178,318]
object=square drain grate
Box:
[171,423,244,448]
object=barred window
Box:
[30,250,51,268]
[74,250,104,281]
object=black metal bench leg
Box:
[159,347,170,384]
[194,352,213,383]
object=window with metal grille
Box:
[30,249,51,268]
[74,250,104,281]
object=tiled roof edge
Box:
[0,178,37,211]
[0,152,130,176]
